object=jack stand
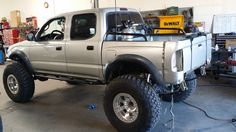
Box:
[200,66,206,76]
[232,121,236,129]
[181,81,188,91]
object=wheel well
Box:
[105,55,165,87]
[10,54,24,62]
[106,61,149,82]
[9,54,34,75]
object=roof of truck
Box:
[55,7,139,17]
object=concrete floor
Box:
[0,65,236,132]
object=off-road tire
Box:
[161,72,197,103]
[103,75,161,132]
[3,63,35,103]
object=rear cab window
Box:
[107,12,143,32]
[106,12,146,41]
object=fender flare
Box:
[105,54,165,87]
[9,50,34,74]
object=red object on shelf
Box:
[227,60,236,66]
[26,16,38,29]
[2,29,19,45]
[2,22,10,29]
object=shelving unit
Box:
[215,34,236,48]
[211,49,236,79]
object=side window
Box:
[70,13,96,40]
[37,17,65,41]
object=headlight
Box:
[172,49,183,72]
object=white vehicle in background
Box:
[3,7,211,132]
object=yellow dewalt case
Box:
[154,15,184,34]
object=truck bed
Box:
[150,33,212,70]
[103,33,212,84]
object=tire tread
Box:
[104,75,161,132]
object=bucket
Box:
[0,115,2,132]
[0,50,4,64]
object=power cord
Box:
[169,87,175,132]
[199,84,235,88]
[163,86,175,132]
[162,81,236,130]
[182,101,236,123]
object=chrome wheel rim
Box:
[113,93,139,123]
[7,74,19,95]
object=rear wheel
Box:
[104,75,161,132]
[161,72,197,102]
[3,63,35,103]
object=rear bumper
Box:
[164,70,185,85]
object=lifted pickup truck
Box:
[3,8,212,132]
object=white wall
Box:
[100,0,236,32]
[0,0,236,31]
[0,0,92,27]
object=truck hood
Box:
[7,40,33,57]
[9,40,33,49]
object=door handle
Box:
[198,44,202,47]
[56,46,62,51]
[87,46,94,50]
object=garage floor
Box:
[0,65,236,132]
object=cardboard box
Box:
[10,10,21,27]
[226,39,236,50]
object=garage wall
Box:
[100,0,236,32]
[0,0,92,27]
[0,0,235,31]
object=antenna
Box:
[115,0,117,41]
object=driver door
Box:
[29,17,67,73]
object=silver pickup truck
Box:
[3,8,212,132]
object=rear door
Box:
[65,13,102,79]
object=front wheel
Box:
[3,63,35,103]
[103,75,161,132]
[161,72,197,103]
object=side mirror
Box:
[26,33,35,41]
[89,28,96,35]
